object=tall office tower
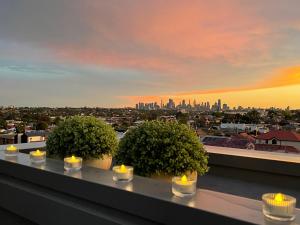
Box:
[207,102,210,110]
[167,98,175,109]
[182,99,186,108]
[217,99,222,111]
[223,104,229,111]
[188,99,191,109]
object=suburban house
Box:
[0,133,16,145]
[255,130,300,151]
[0,132,23,145]
[220,123,269,133]
[21,131,49,143]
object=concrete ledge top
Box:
[206,145,300,164]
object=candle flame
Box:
[31,149,44,156]
[274,193,284,202]
[181,175,188,184]
[65,155,80,163]
[7,145,17,151]
[120,164,127,172]
[69,155,78,162]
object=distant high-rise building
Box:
[217,99,222,111]
[166,98,175,109]
[207,102,210,110]
[182,99,186,108]
[223,104,229,111]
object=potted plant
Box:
[46,116,118,170]
[115,120,208,180]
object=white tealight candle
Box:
[262,193,296,221]
[5,145,18,156]
[64,156,82,171]
[172,175,197,197]
[30,150,46,163]
[112,165,133,182]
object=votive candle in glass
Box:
[113,165,133,182]
[30,149,46,163]
[5,145,18,157]
[64,155,82,171]
[262,193,296,221]
[172,174,197,197]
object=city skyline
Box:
[135,98,289,111]
[1,1,300,108]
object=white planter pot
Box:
[150,174,172,182]
[84,154,112,170]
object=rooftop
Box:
[256,131,300,142]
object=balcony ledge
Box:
[0,151,299,225]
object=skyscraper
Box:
[217,99,222,111]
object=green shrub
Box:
[46,116,118,159]
[115,120,208,177]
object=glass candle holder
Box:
[172,174,197,197]
[262,193,296,221]
[64,156,82,171]
[30,150,46,163]
[5,145,19,157]
[112,165,133,182]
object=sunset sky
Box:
[0,0,300,108]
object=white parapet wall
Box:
[205,145,300,164]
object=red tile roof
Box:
[202,136,254,149]
[256,131,300,142]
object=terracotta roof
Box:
[202,136,254,149]
[256,130,300,142]
[234,132,256,142]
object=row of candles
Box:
[4,145,297,221]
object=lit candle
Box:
[5,145,18,156]
[30,149,46,163]
[64,155,82,171]
[262,193,296,221]
[112,164,133,182]
[172,174,197,197]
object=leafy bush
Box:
[115,120,208,177]
[46,116,118,159]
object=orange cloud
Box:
[121,66,300,107]
[258,67,300,88]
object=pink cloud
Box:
[51,0,275,75]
